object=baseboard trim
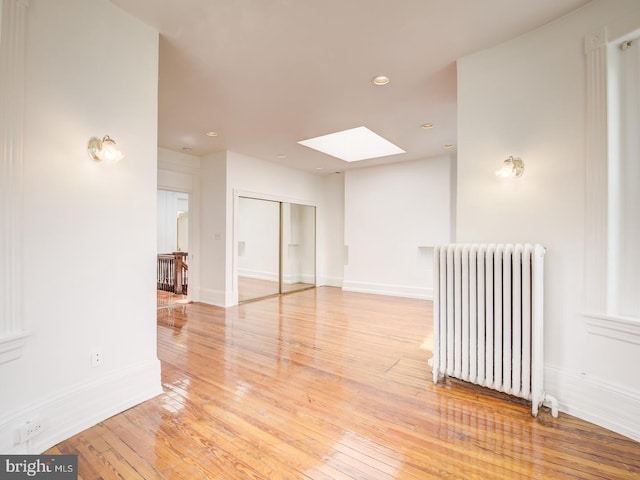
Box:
[198,287,228,307]
[544,364,640,442]
[237,269,278,282]
[317,276,343,288]
[342,280,432,300]
[0,359,162,454]
[282,273,315,285]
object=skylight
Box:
[297,126,405,162]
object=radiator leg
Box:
[545,393,559,418]
[428,357,439,384]
[532,393,560,418]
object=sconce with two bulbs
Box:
[87,135,123,162]
[495,156,524,178]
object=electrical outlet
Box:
[91,349,103,367]
[15,419,45,444]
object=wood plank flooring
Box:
[48,287,640,479]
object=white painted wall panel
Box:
[0,0,161,453]
[343,156,452,299]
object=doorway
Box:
[157,189,190,311]
[236,196,316,303]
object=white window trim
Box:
[584,10,640,345]
[584,313,640,346]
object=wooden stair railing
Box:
[157,252,188,295]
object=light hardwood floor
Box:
[48,287,640,479]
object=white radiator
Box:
[431,243,558,417]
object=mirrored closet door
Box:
[236,196,316,303]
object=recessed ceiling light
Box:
[443,144,455,149]
[315,167,324,170]
[205,131,218,137]
[298,126,405,162]
[372,75,390,86]
[421,123,434,129]
[276,154,286,159]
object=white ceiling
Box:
[110,0,590,173]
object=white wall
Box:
[0,0,161,454]
[343,155,453,299]
[199,151,228,305]
[318,173,345,287]
[227,151,327,205]
[457,0,640,441]
[158,147,201,192]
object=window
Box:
[608,36,640,318]
[583,17,640,344]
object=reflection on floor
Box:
[157,290,189,317]
[238,276,314,302]
[48,287,640,479]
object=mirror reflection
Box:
[281,203,316,294]
[237,197,281,302]
[237,196,315,303]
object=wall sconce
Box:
[495,155,524,178]
[87,135,123,162]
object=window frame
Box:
[583,13,640,345]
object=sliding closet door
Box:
[281,203,316,294]
[236,196,316,303]
[237,197,280,302]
